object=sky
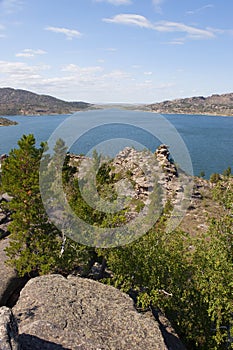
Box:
[0,0,232,104]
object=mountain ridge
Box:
[0,87,93,116]
[1,88,233,117]
[146,92,233,116]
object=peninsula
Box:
[0,117,17,126]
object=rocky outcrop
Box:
[69,145,193,225]
[155,144,177,179]
[0,306,19,350]
[0,193,12,239]
[112,145,186,207]
[0,239,28,307]
[155,145,186,203]
[0,117,17,126]
[13,274,168,350]
[112,147,160,201]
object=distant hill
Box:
[146,93,233,116]
[0,88,93,116]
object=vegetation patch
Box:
[0,134,232,349]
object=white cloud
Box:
[167,40,184,45]
[15,53,34,58]
[103,14,216,39]
[103,14,154,29]
[144,71,153,75]
[16,49,47,58]
[62,64,103,75]
[154,21,215,39]
[103,69,131,79]
[186,4,214,15]
[0,60,51,90]
[45,26,82,40]
[94,0,132,5]
[0,59,177,103]
[0,60,49,77]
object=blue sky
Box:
[0,0,232,103]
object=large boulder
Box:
[13,274,168,350]
[0,306,19,350]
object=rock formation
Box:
[0,238,28,307]
[0,306,19,350]
[69,145,190,225]
[0,193,12,239]
[13,274,168,350]
[155,144,177,179]
[111,145,188,209]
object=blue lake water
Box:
[0,109,232,178]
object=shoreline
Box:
[2,106,233,118]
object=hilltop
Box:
[0,88,93,116]
[146,92,233,116]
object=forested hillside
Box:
[0,88,92,115]
[146,93,233,116]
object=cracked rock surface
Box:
[0,306,19,350]
[13,274,167,350]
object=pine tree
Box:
[1,135,92,276]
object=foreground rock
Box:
[13,274,168,350]
[0,306,19,350]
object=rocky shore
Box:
[0,117,17,126]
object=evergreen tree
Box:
[1,135,92,276]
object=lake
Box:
[0,109,232,178]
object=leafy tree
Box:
[104,209,233,349]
